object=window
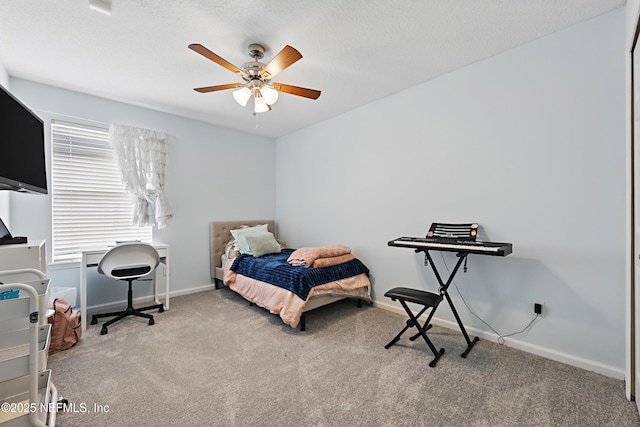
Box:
[50,120,152,263]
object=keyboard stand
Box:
[414,250,479,358]
[386,227,511,363]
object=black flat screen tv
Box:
[0,85,47,194]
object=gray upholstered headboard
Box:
[209,220,276,279]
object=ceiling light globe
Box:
[233,87,251,106]
[254,95,270,113]
[261,86,279,105]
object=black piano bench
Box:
[384,287,445,367]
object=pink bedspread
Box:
[223,256,371,328]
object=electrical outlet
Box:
[532,300,544,317]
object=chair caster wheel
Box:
[149,318,155,326]
[91,318,97,325]
[159,306,164,313]
[100,327,108,335]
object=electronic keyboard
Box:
[388,236,512,257]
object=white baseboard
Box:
[160,284,217,299]
[373,300,625,380]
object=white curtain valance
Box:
[109,123,173,229]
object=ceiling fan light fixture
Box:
[261,85,279,105]
[233,86,251,106]
[189,42,321,117]
[254,95,270,113]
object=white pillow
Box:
[230,224,269,253]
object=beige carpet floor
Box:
[47,289,640,426]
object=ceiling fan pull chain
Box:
[254,112,260,128]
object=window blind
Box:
[51,120,152,263]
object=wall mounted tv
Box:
[0,85,47,194]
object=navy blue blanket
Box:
[230,249,370,301]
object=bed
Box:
[209,220,372,330]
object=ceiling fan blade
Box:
[260,45,302,79]
[188,43,246,77]
[194,83,243,93]
[272,83,321,100]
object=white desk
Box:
[80,242,170,331]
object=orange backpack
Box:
[48,298,82,354]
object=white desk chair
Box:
[90,242,164,335]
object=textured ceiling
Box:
[0,0,627,138]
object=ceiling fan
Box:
[188,43,321,113]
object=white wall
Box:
[8,78,276,307]
[276,9,626,376]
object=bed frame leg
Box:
[300,313,306,331]
[357,299,362,308]
[214,279,219,289]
